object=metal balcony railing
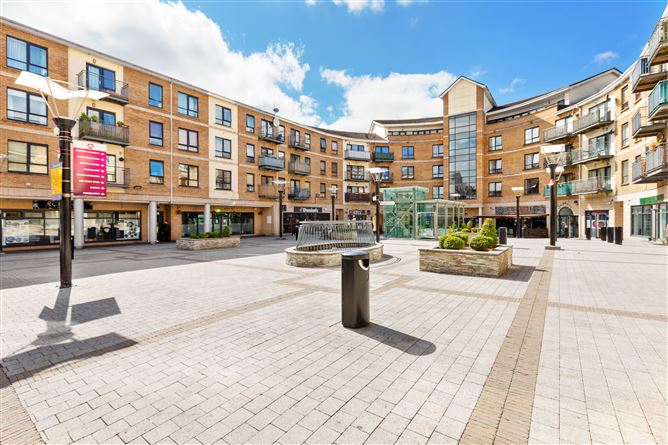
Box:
[258,155,285,170]
[379,173,394,183]
[289,136,310,151]
[570,177,612,195]
[345,192,370,203]
[288,188,310,200]
[632,158,646,182]
[647,18,668,65]
[258,128,285,144]
[288,161,311,175]
[346,171,370,182]
[107,167,130,187]
[631,107,665,138]
[77,70,128,104]
[631,58,667,93]
[648,80,668,120]
[372,151,395,162]
[344,150,371,161]
[543,182,572,197]
[646,143,668,174]
[79,119,130,145]
[570,142,613,165]
[543,125,571,142]
[258,184,279,198]
[572,109,613,134]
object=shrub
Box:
[470,235,495,251]
[456,233,469,244]
[189,233,200,239]
[481,218,498,246]
[466,220,473,231]
[222,225,231,237]
[471,227,480,233]
[439,234,465,250]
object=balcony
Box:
[570,142,613,165]
[569,177,613,195]
[258,155,285,171]
[543,182,572,197]
[344,150,371,161]
[288,161,311,175]
[258,128,285,144]
[346,171,370,182]
[107,167,130,188]
[632,158,646,183]
[289,136,310,151]
[647,18,668,66]
[634,144,668,183]
[648,80,668,121]
[77,70,129,104]
[288,188,310,200]
[345,192,370,203]
[543,125,572,142]
[572,109,613,134]
[632,107,665,138]
[79,119,129,146]
[258,184,279,198]
[372,152,395,162]
[631,58,668,93]
[380,173,394,183]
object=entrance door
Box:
[417,211,435,238]
[558,207,578,238]
[586,210,608,238]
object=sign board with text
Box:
[50,162,62,200]
[73,140,107,197]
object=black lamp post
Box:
[548,164,558,247]
[368,168,383,243]
[276,183,285,240]
[329,185,337,221]
[512,187,523,238]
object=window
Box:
[178,164,198,187]
[7,88,47,125]
[379,167,390,180]
[149,160,164,184]
[631,205,653,237]
[148,83,162,108]
[291,129,301,144]
[215,105,232,127]
[86,64,116,93]
[215,169,232,190]
[402,146,415,159]
[320,160,326,175]
[621,86,629,110]
[215,137,232,159]
[524,152,540,170]
[331,162,338,176]
[6,36,48,76]
[7,141,47,174]
[524,178,539,195]
[320,138,327,152]
[347,165,366,180]
[320,183,326,196]
[488,182,502,197]
[177,92,198,118]
[246,173,255,192]
[331,141,338,153]
[246,114,255,133]
[432,186,444,199]
[621,123,629,147]
[489,136,502,151]
[246,144,255,163]
[304,133,311,148]
[432,164,444,179]
[448,112,477,199]
[524,127,540,145]
[432,144,444,158]
[87,107,115,125]
[106,154,117,183]
[149,121,163,146]
[178,128,199,152]
[622,160,629,185]
[489,159,502,174]
[375,146,390,153]
[401,166,414,179]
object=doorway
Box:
[586,210,609,239]
[558,207,579,238]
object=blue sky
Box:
[4,0,665,130]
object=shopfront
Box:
[493,205,547,238]
[181,211,256,236]
[84,211,141,242]
[558,206,579,238]
[586,210,609,239]
[282,207,329,234]
[631,195,667,241]
[1,209,60,247]
[347,208,370,222]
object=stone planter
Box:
[419,246,512,277]
[285,244,383,267]
[176,236,240,251]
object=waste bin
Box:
[585,228,591,240]
[615,227,623,245]
[498,227,508,245]
[600,227,607,241]
[341,250,370,328]
[607,227,614,243]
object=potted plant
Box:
[117,121,124,127]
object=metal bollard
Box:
[498,227,508,245]
[585,228,591,240]
[607,227,614,243]
[341,250,370,328]
[615,227,623,245]
[600,227,607,241]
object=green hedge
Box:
[481,218,498,247]
[438,234,465,250]
[469,235,495,251]
[188,226,232,239]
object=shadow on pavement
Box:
[351,323,436,356]
[503,264,536,282]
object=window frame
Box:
[149,159,164,184]
[215,169,232,190]
[488,135,502,151]
[432,164,444,179]
[149,121,163,146]
[432,185,444,199]
[402,146,415,159]
[178,128,199,152]
[246,173,255,192]
[178,164,199,187]
[6,35,48,76]
[524,177,540,195]
[320,137,327,152]
[246,143,255,163]
[215,137,232,159]
[488,182,502,197]
[215,105,232,127]
[621,123,629,147]
[524,127,540,145]
[148,82,163,108]
[7,140,48,174]
[621,159,629,185]
[524,152,540,170]
[246,114,255,133]
[177,92,199,118]
[86,63,116,93]
[401,166,415,179]
[7,88,48,126]
[488,159,502,174]
[432,144,444,158]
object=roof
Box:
[373,116,442,125]
[439,76,497,107]
[310,127,386,141]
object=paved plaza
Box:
[0,237,666,444]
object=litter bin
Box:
[498,227,508,245]
[615,227,623,245]
[585,228,591,240]
[341,250,370,328]
[600,227,607,241]
[607,227,614,243]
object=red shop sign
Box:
[73,140,107,197]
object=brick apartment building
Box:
[0,13,666,250]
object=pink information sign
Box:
[73,140,107,197]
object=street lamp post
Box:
[14,72,107,288]
[328,185,338,221]
[274,179,286,240]
[541,144,566,249]
[512,187,523,238]
[368,167,383,243]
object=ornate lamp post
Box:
[541,145,566,249]
[14,72,107,288]
[274,179,286,240]
[511,187,523,238]
[368,167,383,243]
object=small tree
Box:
[481,218,498,247]
[466,220,473,231]
[222,225,231,237]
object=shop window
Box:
[1,210,59,246]
[84,211,141,242]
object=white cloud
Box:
[3,0,321,125]
[593,50,619,64]
[469,68,487,78]
[498,78,524,94]
[305,0,317,5]
[332,0,385,13]
[321,68,455,131]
